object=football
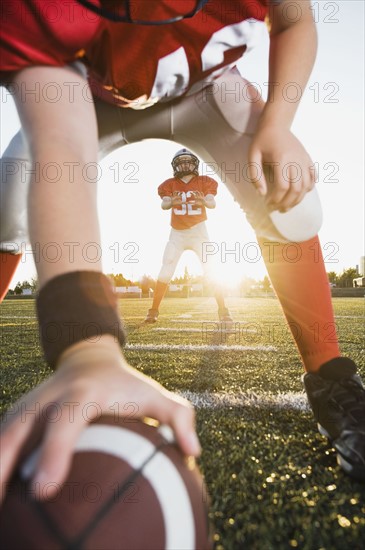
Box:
[0,416,211,549]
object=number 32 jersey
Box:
[87,0,268,108]
[158,175,218,230]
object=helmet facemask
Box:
[172,150,199,177]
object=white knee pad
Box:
[0,156,30,253]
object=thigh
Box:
[0,131,31,250]
[189,225,218,278]
[157,230,185,283]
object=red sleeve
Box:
[158,179,173,198]
[203,177,218,196]
[0,1,102,77]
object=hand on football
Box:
[248,125,316,212]
[188,191,205,205]
[171,191,183,206]
[0,337,200,503]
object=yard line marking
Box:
[175,314,193,318]
[125,344,276,352]
[335,315,364,319]
[152,327,258,333]
[178,390,310,412]
[0,316,36,319]
[169,319,254,324]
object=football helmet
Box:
[172,148,199,177]
[76,1,209,25]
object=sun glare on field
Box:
[208,259,245,290]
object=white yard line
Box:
[178,390,310,412]
[169,319,265,324]
[335,315,364,319]
[125,344,276,352]
[152,327,258,333]
[0,316,36,319]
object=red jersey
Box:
[87,0,268,107]
[158,175,218,230]
[0,1,269,104]
[0,1,102,79]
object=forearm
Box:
[204,194,216,208]
[12,66,101,287]
[161,196,172,209]
[260,0,317,129]
[28,159,101,286]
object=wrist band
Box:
[36,271,126,369]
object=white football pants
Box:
[157,222,218,284]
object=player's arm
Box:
[161,196,173,209]
[161,191,183,209]
[200,178,218,208]
[203,194,216,208]
[248,0,317,212]
[0,67,200,505]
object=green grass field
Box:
[1,297,364,549]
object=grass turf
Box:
[1,297,364,548]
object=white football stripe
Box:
[125,344,276,352]
[75,425,195,550]
[178,391,310,412]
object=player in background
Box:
[0,0,364,493]
[145,148,233,324]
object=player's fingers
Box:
[309,162,317,190]
[0,403,37,503]
[276,164,303,211]
[292,165,315,208]
[166,401,201,458]
[29,403,89,500]
[279,163,315,212]
[147,390,201,457]
[248,150,267,196]
[266,162,289,209]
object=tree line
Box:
[7,267,363,296]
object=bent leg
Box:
[170,71,339,371]
[0,253,21,301]
[258,236,340,371]
[189,223,230,319]
[151,232,185,312]
[0,131,31,301]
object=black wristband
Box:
[36,271,126,369]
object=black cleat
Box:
[144,308,159,323]
[303,359,365,481]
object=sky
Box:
[1,1,364,288]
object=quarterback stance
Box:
[0,0,364,500]
[145,148,232,324]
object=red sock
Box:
[0,253,21,302]
[259,236,340,372]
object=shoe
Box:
[144,308,159,323]
[218,308,233,325]
[303,359,365,481]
